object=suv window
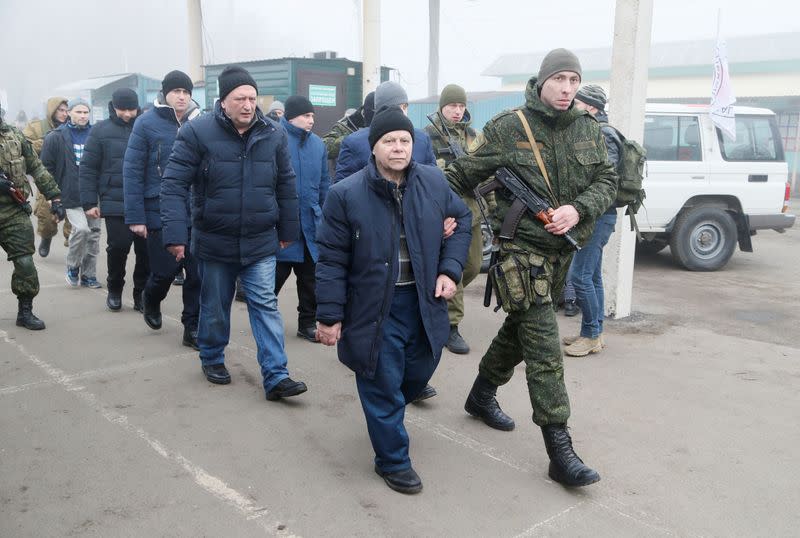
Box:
[644,115,702,161]
[717,115,784,161]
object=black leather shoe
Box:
[142,293,162,330]
[173,273,184,286]
[541,424,600,487]
[296,326,317,342]
[132,289,144,313]
[265,378,307,401]
[202,364,231,385]
[182,327,199,350]
[412,384,437,403]
[464,375,515,431]
[374,466,422,494]
[38,237,52,258]
[106,292,122,311]
[446,325,470,354]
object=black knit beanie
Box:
[112,88,139,110]
[368,106,414,149]
[284,96,314,120]
[161,70,193,96]
[218,65,258,102]
[362,91,375,126]
[536,48,582,88]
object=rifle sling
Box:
[514,109,559,206]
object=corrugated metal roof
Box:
[56,73,136,92]
[483,32,800,77]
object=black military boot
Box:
[541,424,600,487]
[38,237,52,258]
[464,375,515,431]
[446,325,470,354]
[16,298,45,330]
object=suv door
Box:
[709,114,787,223]
[641,114,709,229]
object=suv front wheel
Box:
[669,207,737,271]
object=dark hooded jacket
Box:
[315,158,471,379]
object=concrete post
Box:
[428,0,440,98]
[604,0,653,318]
[186,0,204,84]
[362,0,381,98]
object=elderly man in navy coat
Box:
[316,106,471,494]
[160,65,307,400]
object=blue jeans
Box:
[355,286,438,473]
[570,212,617,339]
[197,255,290,392]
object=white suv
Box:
[637,103,795,271]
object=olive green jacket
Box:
[0,122,60,208]
[446,77,617,253]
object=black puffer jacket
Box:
[80,102,140,216]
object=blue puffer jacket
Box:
[160,102,299,265]
[315,158,472,379]
[123,97,200,229]
[80,102,139,216]
[333,127,436,182]
[277,117,330,263]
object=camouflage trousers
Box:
[0,205,40,299]
[478,250,573,426]
[34,192,71,242]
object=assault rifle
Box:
[492,167,581,250]
[0,168,32,215]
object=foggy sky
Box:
[1,0,798,117]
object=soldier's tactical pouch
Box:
[490,243,554,312]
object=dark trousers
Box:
[274,242,317,329]
[144,228,200,329]
[355,286,438,473]
[105,216,149,295]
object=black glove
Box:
[0,177,12,195]
[50,199,66,221]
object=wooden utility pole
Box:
[604,0,654,318]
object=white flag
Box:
[710,38,736,140]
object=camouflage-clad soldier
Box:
[22,96,71,256]
[0,111,64,329]
[425,84,481,354]
[446,49,617,487]
[321,92,373,179]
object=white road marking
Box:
[511,502,585,537]
[0,330,298,537]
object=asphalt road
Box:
[1,221,798,537]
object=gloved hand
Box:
[50,198,66,221]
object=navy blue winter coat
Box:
[315,158,472,379]
[276,117,329,264]
[333,127,436,182]
[160,102,299,265]
[80,102,140,216]
[123,99,200,229]
[40,122,92,209]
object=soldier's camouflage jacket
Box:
[446,77,617,254]
[424,110,478,169]
[22,96,68,155]
[0,122,60,212]
[322,108,366,161]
